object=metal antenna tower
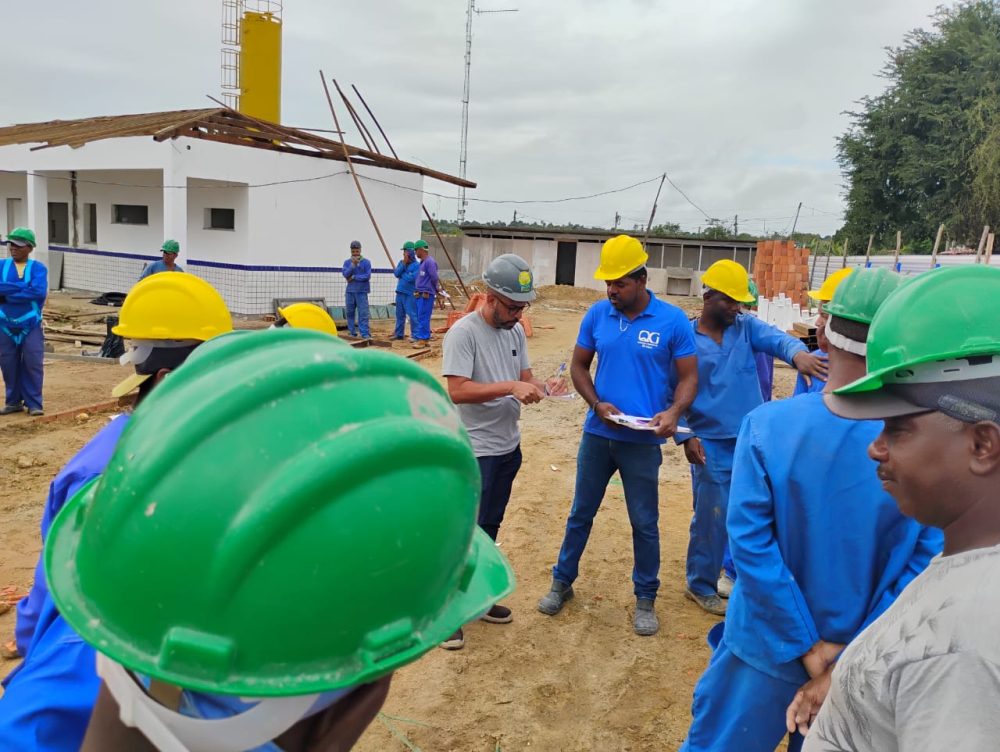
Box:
[458,0,517,223]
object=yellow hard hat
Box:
[114,274,233,341]
[808,267,854,302]
[700,259,755,303]
[594,235,649,281]
[277,302,339,337]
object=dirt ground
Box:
[0,286,799,751]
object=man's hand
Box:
[786,665,834,737]
[594,401,623,428]
[801,640,844,679]
[545,377,569,396]
[683,436,706,465]
[510,381,544,405]
[649,409,679,439]
[792,351,829,387]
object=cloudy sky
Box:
[4,0,945,235]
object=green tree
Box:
[838,1,1000,249]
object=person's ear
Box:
[969,421,1000,477]
[152,367,172,386]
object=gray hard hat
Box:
[483,254,537,303]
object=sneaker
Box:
[0,404,23,415]
[717,573,735,599]
[440,627,464,650]
[537,580,574,616]
[684,588,727,616]
[480,604,513,624]
[27,408,44,417]
[633,598,659,636]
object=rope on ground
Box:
[377,713,424,752]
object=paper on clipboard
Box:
[609,414,693,433]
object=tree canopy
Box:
[837,1,1000,251]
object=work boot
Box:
[633,598,659,636]
[27,408,44,417]
[440,627,464,651]
[480,604,513,624]
[0,404,23,415]
[717,572,735,599]
[537,580,574,616]
[412,340,429,349]
[685,588,727,616]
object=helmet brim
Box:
[824,390,932,421]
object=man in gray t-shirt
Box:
[441,254,566,650]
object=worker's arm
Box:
[649,354,697,439]
[1,263,47,305]
[727,413,821,665]
[446,374,542,405]
[353,259,372,283]
[342,260,354,280]
[520,367,568,397]
[746,314,827,383]
[427,260,441,292]
[393,261,405,279]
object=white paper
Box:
[609,414,692,433]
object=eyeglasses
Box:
[496,298,529,316]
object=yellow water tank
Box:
[239,10,281,122]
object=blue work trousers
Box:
[689,466,737,582]
[393,292,417,339]
[687,437,737,596]
[0,325,44,411]
[552,431,662,600]
[414,295,435,341]
[477,445,523,541]
[344,292,370,338]
[680,623,805,752]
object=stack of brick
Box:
[753,239,810,306]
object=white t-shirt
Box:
[804,543,1000,752]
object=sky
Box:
[2,0,947,236]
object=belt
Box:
[414,292,432,299]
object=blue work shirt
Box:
[0,416,130,751]
[0,257,47,333]
[724,393,943,684]
[138,259,184,280]
[415,255,439,294]
[342,257,372,294]
[577,293,697,446]
[394,258,420,295]
[793,348,827,395]
[681,313,806,440]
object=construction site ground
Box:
[0,286,799,751]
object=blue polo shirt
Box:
[681,313,806,440]
[577,293,697,445]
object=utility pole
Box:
[458,0,517,224]
[788,202,802,240]
[734,214,738,236]
[614,211,621,230]
[512,209,517,224]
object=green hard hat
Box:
[823,267,901,325]
[402,241,415,252]
[161,239,180,254]
[45,328,515,697]
[747,279,759,307]
[833,266,1000,397]
[7,227,36,247]
[413,239,429,250]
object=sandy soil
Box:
[0,286,799,751]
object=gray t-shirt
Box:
[804,543,1000,752]
[442,311,530,457]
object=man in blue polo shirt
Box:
[679,259,827,615]
[538,235,698,636]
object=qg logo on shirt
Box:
[637,330,661,349]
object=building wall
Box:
[0,135,425,314]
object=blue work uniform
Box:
[413,255,439,342]
[680,313,806,597]
[793,348,827,395]
[138,260,184,280]
[0,416,130,751]
[680,393,943,752]
[342,257,372,338]
[0,257,48,411]
[551,293,696,600]
[754,350,774,401]
[393,257,419,339]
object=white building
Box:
[0,108,472,314]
